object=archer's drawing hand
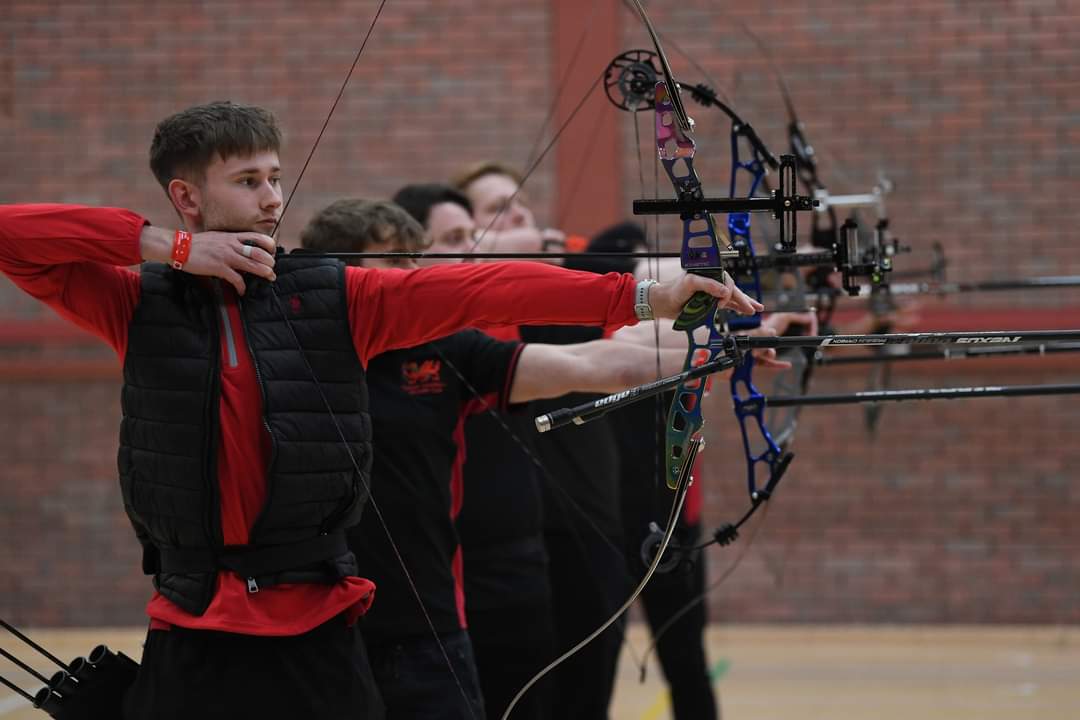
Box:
[185,231,277,294]
[141,226,276,295]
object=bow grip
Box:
[672,290,717,332]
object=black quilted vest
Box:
[118,257,371,615]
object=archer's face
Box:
[187,151,283,233]
[463,173,535,232]
[419,202,476,266]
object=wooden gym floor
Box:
[1,625,1078,719]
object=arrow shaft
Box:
[309,251,676,260]
[814,342,1080,366]
[765,382,1080,407]
[737,330,1080,350]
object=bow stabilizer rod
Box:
[537,330,1080,430]
[534,355,738,433]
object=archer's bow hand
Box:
[648,271,764,320]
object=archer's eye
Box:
[440,230,466,247]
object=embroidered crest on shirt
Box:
[401,359,445,395]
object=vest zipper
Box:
[204,282,224,553]
[216,289,240,369]
[237,291,279,592]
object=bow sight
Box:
[606,49,896,304]
[606,46,898,506]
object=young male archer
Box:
[0,101,761,719]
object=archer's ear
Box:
[167,178,201,221]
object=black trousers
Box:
[640,550,718,720]
[122,615,384,720]
[467,602,555,720]
[545,531,629,720]
[365,629,486,720]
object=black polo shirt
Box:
[352,330,521,640]
[456,324,625,612]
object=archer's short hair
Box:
[450,161,523,193]
[149,101,282,190]
[392,184,472,228]
[299,199,429,264]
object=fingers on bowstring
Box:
[234,256,277,282]
[239,232,277,255]
[230,239,276,281]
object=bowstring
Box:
[415,37,661,684]
[430,339,659,684]
[268,292,480,719]
[429,344,639,583]
[358,32,658,703]
[522,0,605,170]
[272,0,388,239]
[638,502,772,667]
[553,105,615,230]
[465,69,606,254]
[501,443,698,720]
[259,2,480,715]
[632,100,665,496]
[615,7,797,682]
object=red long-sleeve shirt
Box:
[0,203,638,636]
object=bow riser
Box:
[724,124,792,497]
[654,81,731,490]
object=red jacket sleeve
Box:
[346,262,637,364]
[0,204,145,356]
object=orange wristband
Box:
[170,230,192,270]
[564,234,588,253]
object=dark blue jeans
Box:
[365,629,486,720]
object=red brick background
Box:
[1,1,1078,626]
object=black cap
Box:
[564,221,646,275]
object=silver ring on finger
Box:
[241,244,253,258]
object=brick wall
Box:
[1,1,1078,626]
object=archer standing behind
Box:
[298,198,687,720]
[450,163,637,720]
[395,180,794,720]
[392,181,576,719]
[570,228,722,720]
